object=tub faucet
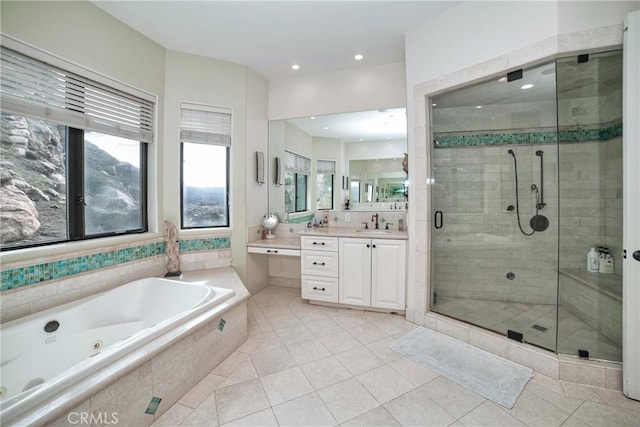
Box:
[371,213,379,229]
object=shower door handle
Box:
[434,211,443,229]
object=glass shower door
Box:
[556,50,623,362]
[430,61,560,352]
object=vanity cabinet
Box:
[338,237,406,310]
[301,236,339,303]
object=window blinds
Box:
[0,46,154,143]
[180,103,232,146]
[317,160,336,174]
[285,151,311,175]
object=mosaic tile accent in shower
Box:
[434,123,622,148]
[1,237,231,291]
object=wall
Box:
[162,49,250,283]
[268,61,406,120]
[403,0,637,324]
[0,0,270,317]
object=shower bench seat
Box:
[558,269,622,346]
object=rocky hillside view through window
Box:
[0,114,143,249]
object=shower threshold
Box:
[431,296,621,362]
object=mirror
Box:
[268,108,407,220]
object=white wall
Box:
[163,50,251,282]
[403,1,638,323]
[246,70,270,228]
[0,0,166,256]
[269,61,407,120]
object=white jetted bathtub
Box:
[0,277,235,423]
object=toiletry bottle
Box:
[587,247,599,272]
[599,252,614,274]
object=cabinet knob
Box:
[366,244,370,248]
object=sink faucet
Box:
[371,213,379,229]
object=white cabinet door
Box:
[371,239,407,310]
[339,238,371,306]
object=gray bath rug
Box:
[389,327,532,408]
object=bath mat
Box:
[389,327,532,408]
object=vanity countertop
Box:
[299,227,408,240]
[247,237,301,250]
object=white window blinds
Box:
[180,103,232,146]
[317,160,336,174]
[285,151,311,175]
[0,46,154,143]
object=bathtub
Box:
[0,276,235,424]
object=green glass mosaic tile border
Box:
[434,123,622,148]
[1,237,230,291]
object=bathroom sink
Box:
[355,229,392,235]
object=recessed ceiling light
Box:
[387,137,392,139]
[310,116,315,120]
[476,105,483,109]
[521,83,534,90]
[432,103,437,107]
[291,64,300,70]
[323,126,329,130]
[354,54,363,61]
[498,77,508,83]
[359,138,364,141]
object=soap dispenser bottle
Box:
[587,247,599,272]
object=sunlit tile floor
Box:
[154,285,639,427]
[433,297,622,362]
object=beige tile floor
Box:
[433,297,622,362]
[153,285,639,427]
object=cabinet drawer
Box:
[302,276,338,303]
[301,251,339,277]
[247,246,301,257]
[301,236,338,252]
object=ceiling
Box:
[92,1,459,82]
[285,108,407,142]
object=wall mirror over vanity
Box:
[267,107,409,224]
[248,108,410,312]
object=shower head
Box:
[536,150,544,156]
[508,149,514,155]
[531,184,538,191]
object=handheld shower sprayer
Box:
[507,149,549,236]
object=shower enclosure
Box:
[430,50,623,361]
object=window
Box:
[316,160,335,210]
[180,104,230,229]
[0,46,152,251]
[284,151,310,213]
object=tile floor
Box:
[433,297,622,362]
[153,285,639,427]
